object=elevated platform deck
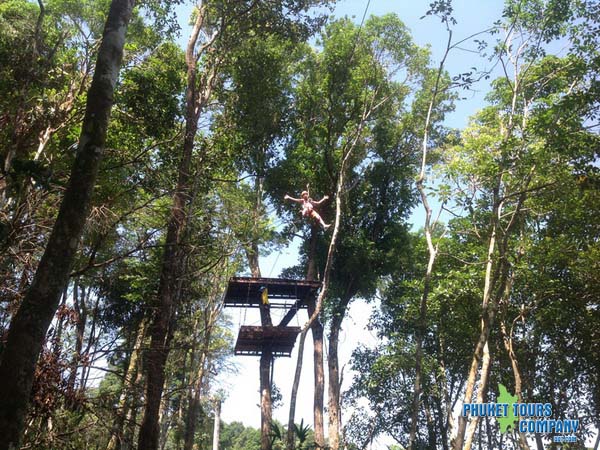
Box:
[234,326,301,357]
[223,277,321,309]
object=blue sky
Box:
[174,0,506,128]
[319,0,505,129]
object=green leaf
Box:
[496,383,518,434]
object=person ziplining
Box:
[284,189,331,230]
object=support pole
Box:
[259,291,273,450]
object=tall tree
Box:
[347,1,599,448]
[0,0,99,314]
[0,1,136,447]
[138,3,331,449]
[137,3,219,447]
[268,15,432,449]
[452,1,600,446]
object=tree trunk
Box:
[454,312,494,450]
[247,244,261,279]
[137,69,193,450]
[534,433,544,450]
[285,92,362,449]
[243,175,275,450]
[424,398,436,449]
[408,246,436,449]
[286,329,307,450]
[455,192,531,450]
[453,210,500,450]
[409,117,442,448]
[302,227,325,448]
[434,396,449,450]
[123,348,146,450]
[500,308,530,449]
[306,226,319,281]
[0,1,135,447]
[409,25,451,447]
[462,219,522,450]
[464,341,491,450]
[138,7,218,449]
[139,300,178,450]
[107,318,148,450]
[327,316,341,450]
[437,331,454,449]
[183,390,204,450]
[67,279,87,396]
[256,263,274,450]
[175,350,189,450]
[260,350,273,450]
[212,398,221,450]
[183,326,212,450]
[327,292,353,450]
[158,394,172,450]
[306,298,325,449]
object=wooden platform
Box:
[223,277,321,309]
[234,326,301,357]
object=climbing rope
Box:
[267,247,283,277]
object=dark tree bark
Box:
[182,357,200,449]
[183,308,217,450]
[0,1,135,447]
[327,292,353,450]
[137,226,183,450]
[123,348,145,450]
[327,311,342,450]
[247,244,261,279]
[306,226,319,281]
[260,350,273,450]
[253,254,274,450]
[305,227,325,448]
[307,298,325,448]
[137,6,219,449]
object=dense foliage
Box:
[0,0,597,449]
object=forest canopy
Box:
[0,0,598,450]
